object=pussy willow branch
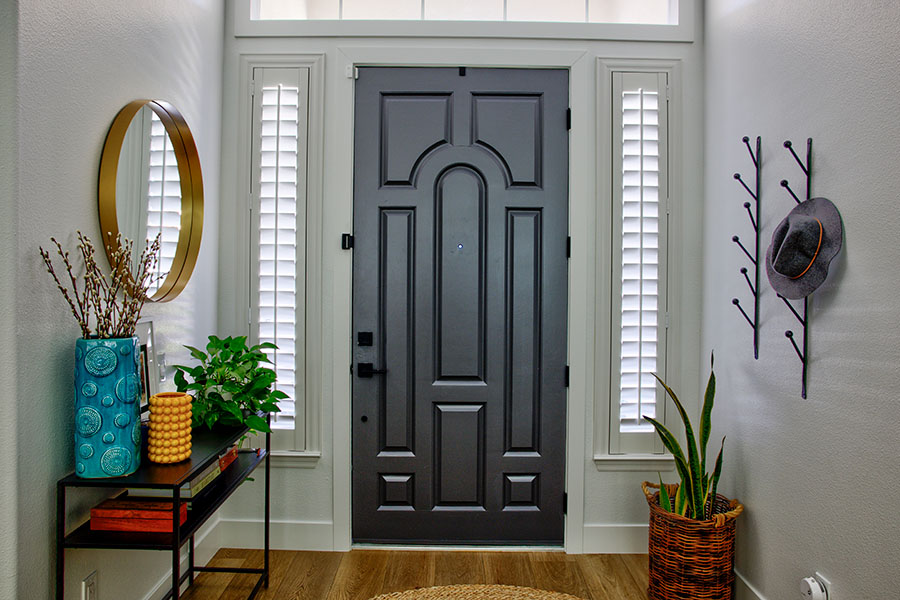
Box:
[40,232,161,338]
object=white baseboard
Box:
[143,516,222,600]
[735,569,766,600]
[216,518,335,551]
[581,524,648,553]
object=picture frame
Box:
[135,320,159,414]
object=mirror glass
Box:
[99,100,203,303]
[115,106,182,296]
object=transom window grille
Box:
[146,111,181,296]
[253,0,676,24]
[250,67,309,444]
[610,71,669,453]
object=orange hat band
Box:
[790,218,823,280]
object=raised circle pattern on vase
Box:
[81,382,98,397]
[102,432,116,444]
[115,374,141,404]
[84,346,118,377]
[78,444,94,459]
[100,447,132,476]
[76,407,102,437]
[101,395,115,407]
[114,413,131,428]
[132,422,141,446]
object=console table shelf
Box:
[56,423,270,600]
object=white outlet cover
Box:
[815,572,832,599]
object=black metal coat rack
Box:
[779,138,812,398]
[732,136,761,359]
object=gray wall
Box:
[703,1,900,598]
[0,1,20,598]
[9,1,224,598]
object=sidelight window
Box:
[250,67,309,447]
[609,71,669,455]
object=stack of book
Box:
[90,498,188,532]
[127,445,240,500]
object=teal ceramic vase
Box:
[74,337,142,478]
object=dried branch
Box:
[39,232,161,339]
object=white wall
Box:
[10,1,224,598]
[0,2,21,598]
[218,2,705,552]
[704,1,900,598]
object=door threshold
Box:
[351,543,565,552]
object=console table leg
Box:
[56,483,65,600]
[189,536,195,585]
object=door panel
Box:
[353,67,568,544]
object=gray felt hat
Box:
[765,197,843,299]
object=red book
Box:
[218,445,239,471]
[90,498,187,532]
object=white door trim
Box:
[331,45,594,553]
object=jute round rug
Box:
[370,584,585,600]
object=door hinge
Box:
[346,65,359,79]
[665,312,670,329]
[249,78,256,98]
[341,233,354,249]
[566,108,571,130]
[666,85,671,102]
[563,492,568,515]
[566,236,571,258]
[564,365,570,387]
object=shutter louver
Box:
[146,111,181,296]
[257,82,300,430]
[615,74,666,437]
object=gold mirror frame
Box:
[98,100,203,302]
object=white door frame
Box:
[331,45,594,552]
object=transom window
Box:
[253,0,676,24]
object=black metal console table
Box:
[56,423,270,600]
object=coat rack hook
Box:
[743,202,758,230]
[785,330,805,362]
[732,236,756,265]
[740,267,756,296]
[780,179,801,205]
[732,298,755,329]
[778,294,806,325]
[783,140,809,176]
[733,173,758,200]
[743,136,758,166]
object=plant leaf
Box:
[674,483,688,516]
[644,415,695,514]
[708,436,725,518]
[699,352,716,475]
[184,345,207,361]
[652,373,704,519]
[657,474,672,512]
[245,413,271,433]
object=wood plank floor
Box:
[181,549,649,600]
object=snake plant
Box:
[645,354,725,520]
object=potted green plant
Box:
[641,354,744,600]
[173,335,284,434]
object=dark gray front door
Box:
[352,67,568,544]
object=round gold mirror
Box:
[98,100,203,302]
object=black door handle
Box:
[357,362,388,378]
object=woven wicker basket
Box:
[642,481,744,600]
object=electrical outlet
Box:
[82,570,98,600]
[815,572,832,599]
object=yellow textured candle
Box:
[148,392,193,464]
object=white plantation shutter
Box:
[250,67,309,449]
[146,111,182,296]
[610,71,668,454]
